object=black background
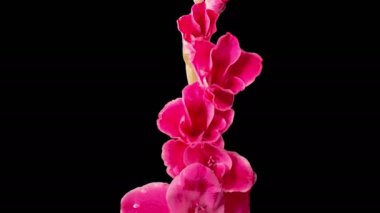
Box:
[1,0,379,211]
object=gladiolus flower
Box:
[157,82,234,144]
[191,32,263,110]
[162,140,257,192]
[178,1,218,84]
[166,163,225,213]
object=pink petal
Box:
[210,33,241,85]
[161,139,188,178]
[202,128,222,144]
[121,182,170,213]
[157,98,185,139]
[206,0,229,14]
[192,40,214,81]
[203,109,234,143]
[207,84,235,111]
[212,136,225,148]
[224,191,250,213]
[224,76,246,94]
[184,143,232,179]
[166,163,225,213]
[178,1,218,43]
[206,8,218,37]
[227,51,263,93]
[177,15,201,43]
[215,109,234,134]
[223,151,257,192]
[181,83,215,142]
[192,1,208,36]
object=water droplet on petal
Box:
[133,203,140,208]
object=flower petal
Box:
[203,108,234,143]
[181,83,215,142]
[178,1,218,43]
[223,151,257,192]
[166,163,225,213]
[192,40,214,81]
[224,76,245,94]
[177,14,201,42]
[121,182,170,213]
[157,98,185,138]
[215,108,234,134]
[192,1,208,36]
[206,0,229,14]
[206,8,218,37]
[162,139,188,178]
[227,51,263,93]
[207,84,235,111]
[224,191,250,213]
[212,136,225,148]
[210,33,241,85]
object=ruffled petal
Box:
[215,109,234,134]
[178,1,218,43]
[222,151,257,192]
[224,191,250,213]
[227,51,263,93]
[121,182,170,213]
[192,40,214,81]
[166,163,225,213]
[162,139,188,178]
[192,1,208,36]
[212,136,225,148]
[210,33,241,84]
[181,83,215,142]
[157,98,185,138]
[177,14,201,40]
[224,76,245,95]
[207,84,235,111]
[206,9,218,37]
[203,108,234,143]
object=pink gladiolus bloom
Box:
[121,182,170,213]
[162,140,256,192]
[157,82,234,144]
[184,143,232,180]
[178,1,218,54]
[162,140,230,178]
[166,163,225,213]
[178,1,219,84]
[192,32,263,110]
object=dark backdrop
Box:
[1,1,379,211]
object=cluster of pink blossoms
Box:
[121,1,262,212]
